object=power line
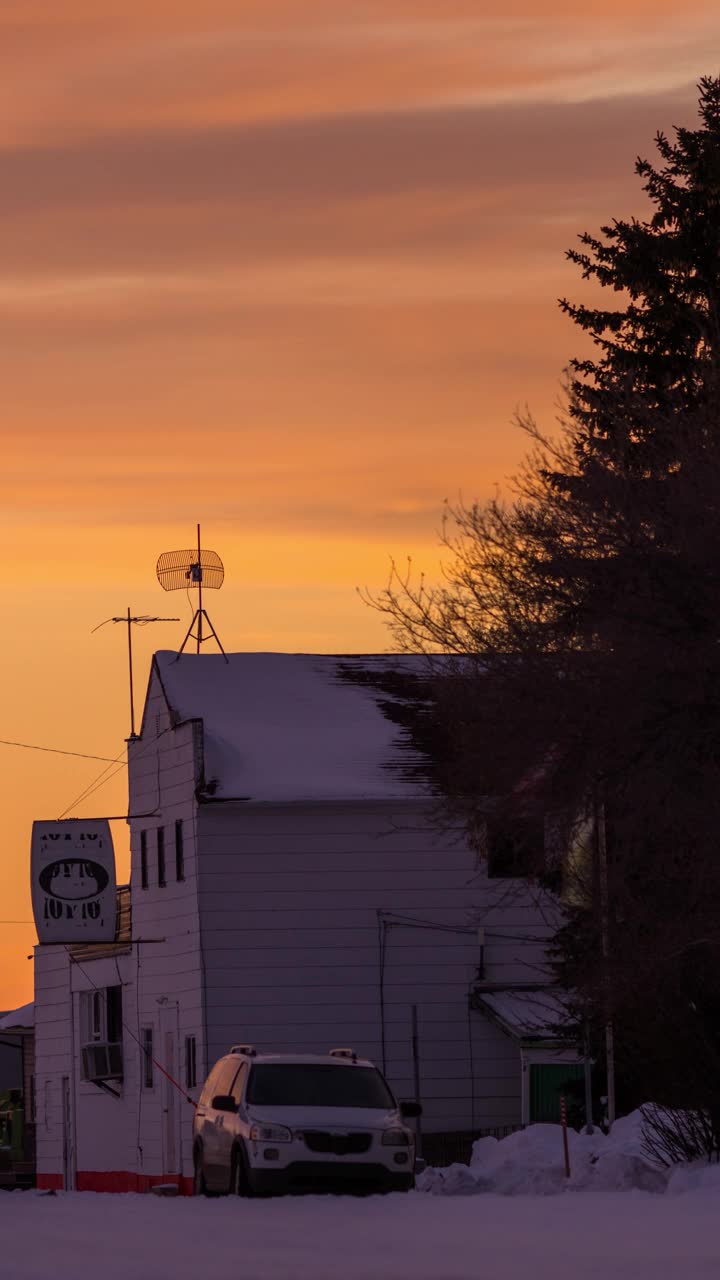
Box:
[57,752,128,820]
[0,738,117,763]
[56,726,172,820]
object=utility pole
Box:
[411,1004,423,1165]
[596,796,616,1129]
[93,610,179,739]
[583,1021,594,1135]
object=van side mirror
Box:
[400,1100,422,1119]
[211,1094,238,1113]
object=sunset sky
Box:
[2,0,717,1006]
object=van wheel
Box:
[193,1150,210,1196]
[231,1145,253,1197]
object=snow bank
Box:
[418,1109,668,1196]
[667,1160,720,1195]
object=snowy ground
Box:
[3,1185,720,1280]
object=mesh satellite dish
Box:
[156,524,228,660]
[156,548,224,593]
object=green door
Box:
[529,1064,585,1123]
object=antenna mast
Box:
[156,523,228,661]
[92,609,180,739]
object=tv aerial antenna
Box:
[92,609,180,739]
[156,524,228,662]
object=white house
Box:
[33,651,576,1193]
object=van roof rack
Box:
[229,1044,257,1057]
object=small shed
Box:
[0,1002,35,1188]
[472,988,586,1127]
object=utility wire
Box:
[57,752,128,820]
[56,726,172,820]
[0,738,117,763]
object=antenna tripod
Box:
[176,607,226,659]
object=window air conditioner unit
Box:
[82,1042,123,1081]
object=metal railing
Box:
[422,1124,523,1168]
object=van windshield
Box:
[246,1064,395,1109]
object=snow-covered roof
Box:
[475,989,572,1042]
[152,651,433,803]
[0,1001,34,1031]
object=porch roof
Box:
[473,988,573,1044]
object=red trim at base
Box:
[37,1173,64,1191]
[41,1172,194,1195]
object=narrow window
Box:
[157,827,166,888]
[185,1035,197,1089]
[175,819,185,882]
[106,986,123,1044]
[142,1028,154,1089]
[91,991,103,1041]
[140,830,148,889]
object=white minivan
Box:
[192,1046,421,1196]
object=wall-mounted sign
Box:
[31,820,117,944]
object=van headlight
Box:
[249,1123,292,1143]
[381,1127,412,1146]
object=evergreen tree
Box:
[560,74,720,467]
[361,79,720,1136]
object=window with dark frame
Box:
[79,985,124,1082]
[175,819,185,882]
[185,1035,197,1089]
[157,827,166,888]
[140,830,148,889]
[105,986,123,1044]
[487,816,545,879]
[142,1028,154,1088]
[90,990,103,1040]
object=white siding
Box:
[34,944,73,1183]
[198,802,553,1133]
[127,669,205,1181]
[33,661,563,1190]
[70,954,136,1176]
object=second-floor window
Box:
[175,819,185,882]
[140,831,148,889]
[157,827,166,888]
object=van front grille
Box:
[301,1131,372,1156]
